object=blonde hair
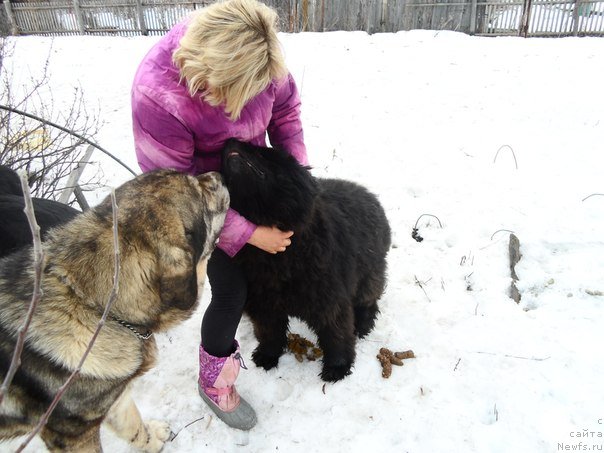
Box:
[173,0,287,121]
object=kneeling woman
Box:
[131,0,308,431]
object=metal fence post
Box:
[135,0,148,36]
[73,0,86,34]
[3,0,19,36]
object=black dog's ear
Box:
[157,245,198,311]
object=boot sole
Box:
[198,384,258,431]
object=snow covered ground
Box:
[2,28,604,453]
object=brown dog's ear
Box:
[157,246,198,311]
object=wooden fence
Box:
[2,0,604,37]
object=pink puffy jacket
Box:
[132,19,307,257]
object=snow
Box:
[2,28,604,453]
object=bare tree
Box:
[0,38,103,206]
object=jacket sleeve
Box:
[132,85,196,173]
[217,209,257,257]
[267,73,308,166]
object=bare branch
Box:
[0,172,44,405]
[582,193,604,202]
[453,358,461,371]
[17,190,121,452]
[412,213,443,242]
[490,229,515,241]
[414,275,432,303]
[1,40,114,207]
[413,214,443,230]
[493,144,518,169]
[0,104,137,178]
[474,351,550,361]
[169,417,205,442]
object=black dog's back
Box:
[317,177,391,313]
[0,165,24,195]
[318,178,391,256]
[0,166,79,257]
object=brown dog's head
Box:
[47,170,229,332]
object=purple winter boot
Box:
[198,342,257,430]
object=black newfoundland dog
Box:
[222,139,391,382]
[0,165,79,257]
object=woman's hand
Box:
[248,226,293,254]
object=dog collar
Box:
[110,315,153,341]
[51,270,154,341]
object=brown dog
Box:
[0,169,229,452]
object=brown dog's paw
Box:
[142,420,171,453]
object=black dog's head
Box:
[221,139,318,231]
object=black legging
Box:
[201,248,248,358]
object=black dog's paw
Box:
[354,325,373,340]
[320,362,353,382]
[252,348,281,371]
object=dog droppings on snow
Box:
[286,332,323,362]
[377,347,416,378]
